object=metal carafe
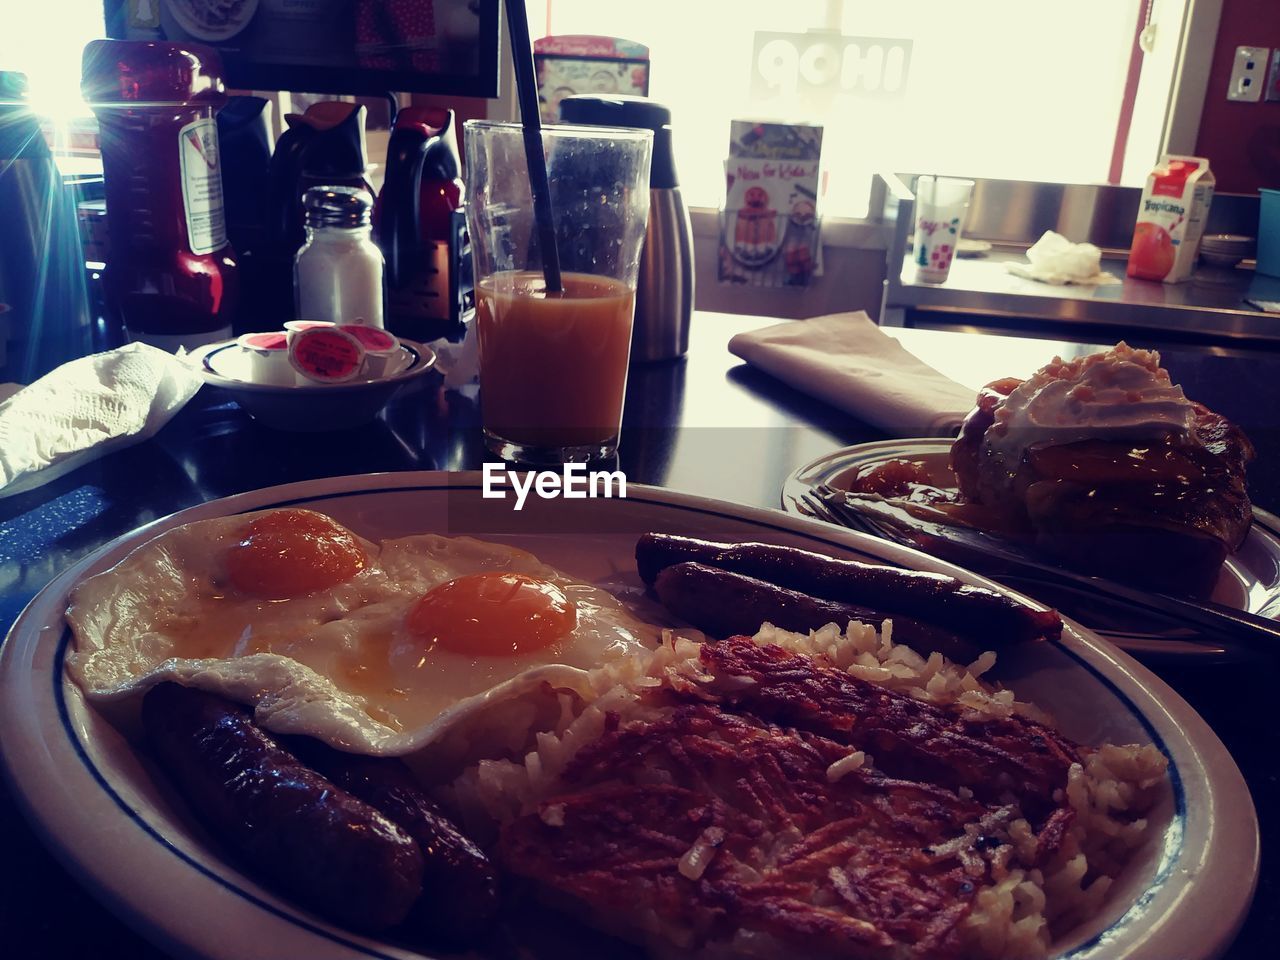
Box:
[559,96,693,361]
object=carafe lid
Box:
[559,94,679,190]
[393,106,462,182]
[297,103,369,181]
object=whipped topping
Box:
[986,343,1196,464]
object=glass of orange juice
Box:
[464,120,653,464]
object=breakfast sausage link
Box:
[141,683,424,932]
[653,561,982,661]
[285,737,500,945]
[638,533,1062,645]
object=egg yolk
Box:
[406,572,576,656]
[225,509,367,599]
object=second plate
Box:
[782,438,1280,659]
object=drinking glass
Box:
[464,120,653,464]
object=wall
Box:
[1194,0,1280,192]
[692,234,888,321]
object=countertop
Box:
[883,249,1280,345]
[1,315,1277,958]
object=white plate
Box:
[782,439,1280,659]
[0,473,1259,960]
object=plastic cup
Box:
[236,332,293,386]
[1256,188,1280,278]
[912,176,975,283]
[465,120,653,465]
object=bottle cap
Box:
[303,186,372,229]
[81,39,226,106]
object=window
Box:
[1,2,105,121]
[527,0,1202,218]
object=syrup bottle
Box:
[82,39,239,349]
[375,106,464,336]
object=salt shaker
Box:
[294,186,385,328]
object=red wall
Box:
[1195,0,1280,193]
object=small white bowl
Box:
[191,338,436,431]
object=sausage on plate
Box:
[141,682,424,932]
[637,533,1061,645]
[652,561,982,660]
[284,736,500,944]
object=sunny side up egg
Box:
[66,509,660,753]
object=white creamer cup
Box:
[912,176,975,283]
[284,319,335,348]
[236,332,294,386]
[289,326,366,385]
[340,324,401,378]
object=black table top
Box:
[1,314,1277,958]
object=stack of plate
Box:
[1199,233,1256,267]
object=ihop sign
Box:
[750,32,912,105]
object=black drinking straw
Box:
[503,0,563,293]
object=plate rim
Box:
[0,471,1260,960]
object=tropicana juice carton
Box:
[1127,155,1214,283]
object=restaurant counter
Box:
[875,172,1279,347]
[1,314,1277,958]
[882,250,1280,346]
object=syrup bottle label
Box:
[178,117,229,256]
[387,239,451,320]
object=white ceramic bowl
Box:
[192,338,436,431]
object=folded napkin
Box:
[0,342,203,499]
[728,312,979,436]
[1006,230,1120,286]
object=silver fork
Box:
[804,482,1280,657]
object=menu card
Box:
[533,36,651,123]
[719,121,824,287]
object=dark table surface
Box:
[1,314,1277,959]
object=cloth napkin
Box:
[1006,230,1121,286]
[0,343,203,499]
[728,312,979,436]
